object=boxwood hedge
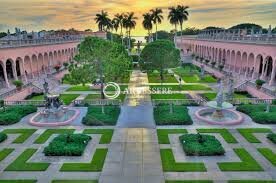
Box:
[179,134,225,156]
[43,134,91,156]
[267,133,276,144]
[0,132,7,143]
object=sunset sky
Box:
[0,0,275,36]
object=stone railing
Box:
[4,100,45,106]
[229,98,275,105]
[0,37,82,49]
[73,99,121,106]
[152,99,205,106]
[175,35,276,45]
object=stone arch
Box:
[247,53,255,76]
[6,59,15,80]
[255,54,264,75]
[264,56,273,77]
[241,52,248,73]
[53,51,58,66]
[24,56,32,77]
[0,61,5,86]
[32,55,38,74]
[235,51,242,72]
[15,57,23,77]
[226,50,231,66]
[44,53,49,72]
[230,50,236,70]
[49,52,53,67]
[57,50,62,64]
[38,53,44,73]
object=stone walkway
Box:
[101,70,165,183]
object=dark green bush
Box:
[43,134,91,156]
[82,106,120,126]
[255,79,265,86]
[25,92,44,100]
[179,134,225,156]
[236,104,276,124]
[267,133,276,144]
[234,91,253,98]
[154,105,193,125]
[0,105,37,125]
[0,132,7,143]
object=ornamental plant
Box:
[255,79,265,88]
[12,80,23,90]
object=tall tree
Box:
[123,12,137,50]
[168,6,179,34]
[114,13,125,36]
[94,10,111,31]
[150,8,163,40]
[142,13,153,42]
[176,5,189,38]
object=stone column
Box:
[245,56,250,78]
[3,64,10,88]
[260,60,267,80]
[21,61,27,82]
[252,57,259,79]
[12,61,18,80]
[269,61,276,86]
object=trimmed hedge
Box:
[154,105,193,125]
[236,104,276,124]
[0,132,7,143]
[179,134,225,156]
[0,105,37,125]
[43,134,91,156]
[267,133,276,144]
[82,106,120,126]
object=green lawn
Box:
[148,73,178,83]
[172,66,200,76]
[84,94,126,101]
[154,105,193,125]
[34,129,75,144]
[237,128,272,143]
[83,129,114,144]
[196,129,238,143]
[160,149,206,172]
[217,148,263,171]
[0,148,14,162]
[67,85,128,92]
[151,94,188,100]
[28,94,79,105]
[257,148,276,166]
[82,106,120,126]
[182,74,217,83]
[201,92,250,101]
[60,148,107,172]
[5,148,50,171]
[0,181,37,183]
[150,84,211,91]
[157,129,187,144]
[2,129,37,144]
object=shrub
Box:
[82,106,120,126]
[63,62,69,68]
[0,105,37,125]
[218,64,224,71]
[205,59,210,64]
[0,132,7,143]
[267,133,276,144]
[43,134,91,156]
[211,61,216,67]
[255,79,265,86]
[154,105,193,125]
[24,92,44,100]
[12,80,23,89]
[54,64,61,71]
[179,134,225,156]
[234,91,253,98]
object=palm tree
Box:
[113,13,125,45]
[150,8,163,40]
[168,6,179,36]
[123,12,137,50]
[142,13,153,42]
[94,10,110,31]
[176,5,189,38]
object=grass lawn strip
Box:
[196,129,238,143]
[160,149,206,172]
[0,148,14,162]
[150,84,211,91]
[85,94,126,101]
[217,148,263,171]
[237,128,272,143]
[157,129,187,144]
[28,94,79,105]
[257,148,276,166]
[83,129,114,144]
[52,181,98,183]
[2,129,37,144]
[60,148,107,172]
[148,73,178,83]
[34,129,75,144]
[151,94,188,100]
[5,148,50,171]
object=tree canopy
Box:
[140,40,180,80]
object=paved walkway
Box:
[100,70,165,183]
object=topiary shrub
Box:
[12,80,23,90]
[0,132,7,143]
[0,105,37,125]
[43,134,91,156]
[24,92,44,100]
[179,134,225,156]
[267,133,276,144]
[255,79,265,89]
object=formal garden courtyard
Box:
[0,21,276,183]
